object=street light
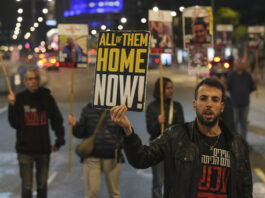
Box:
[101,25,107,30]
[118,25,123,30]
[91,30,97,35]
[17,8,23,14]
[171,11,177,17]
[121,17,127,24]
[30,27,35,32]
[141,18,147,24]
[179,6,184,12]
[17,17,23,22]
[34,22,39,28]
[153,6,159,12]
[42,8,48,14]
[38,17,44,22]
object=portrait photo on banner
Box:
[183,6,213,50]
[58,24,88,68]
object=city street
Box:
[0,63,265,197]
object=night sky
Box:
[0,0,265,45]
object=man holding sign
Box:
[111,78,252,198]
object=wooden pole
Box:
[68,69,75,172]
[0,54,13,94]
[159,55,165,133]
[255,49,259,98]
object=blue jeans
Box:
[233,105,249,140]
[152,161,164,198]
[18,153,50,198]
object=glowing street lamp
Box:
[153,6,159,12]
[141,18,147,24]
[171,11,177,17]
[121,17,127,24]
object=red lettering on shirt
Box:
[24,112,47,126]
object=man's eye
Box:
[200,96,207,101]
[212,97,220,102]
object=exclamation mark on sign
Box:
[137,76,145,109]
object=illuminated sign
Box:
[64,0,123,17]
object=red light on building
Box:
[155,58,160,64]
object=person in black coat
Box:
[146,77,184,198]
[8,70,65,198]
[68,103,123,198]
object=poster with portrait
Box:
[58,24,88,68]
[188,46,209,75]
[93,31,150,112]
[216,24,233,48]
[148,10,173,54]
[248,26,265,50]
[183,6,213,50]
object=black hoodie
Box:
[8,87,65,154]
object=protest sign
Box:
[188,46,209,76]
[183,6,213,50]
[93,31,150,111]
[58,24,88,68]
[248,26,265,50]
[216,24,233,48]
[148,10,173,54]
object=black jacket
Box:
[123,121,252,198]
[73,103,122,159]
[8,88,65,154]
[146,99,184,140]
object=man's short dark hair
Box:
[153,77,173,100]
[194,78,225,101]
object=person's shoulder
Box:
[146,99,159,108]
[39,87,51,95]
[166,122,188,138]
[83,103,93,110]
[16,89,28,99]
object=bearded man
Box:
[110,78,252,198]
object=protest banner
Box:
[183,6,213,50]
[58,24,88,68]
[148,10,173,54]
[248,26,264,97]
[93,31,150,112]
[248,26,265,50]
[188,45,209,76]
[216,24,233,48]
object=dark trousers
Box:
[233,105,249,140]
[18,153,50,198]
[151,161,164,198]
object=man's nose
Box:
[206,99,213,106]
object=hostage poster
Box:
[58,24,88,68]
[216,24,233,48]
[93,31,150,112]
[248,26,265,50]
[148,10,173,54]
[183,6,213,50]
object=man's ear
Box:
[192,100,197,111]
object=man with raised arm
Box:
[111,78,252,198]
